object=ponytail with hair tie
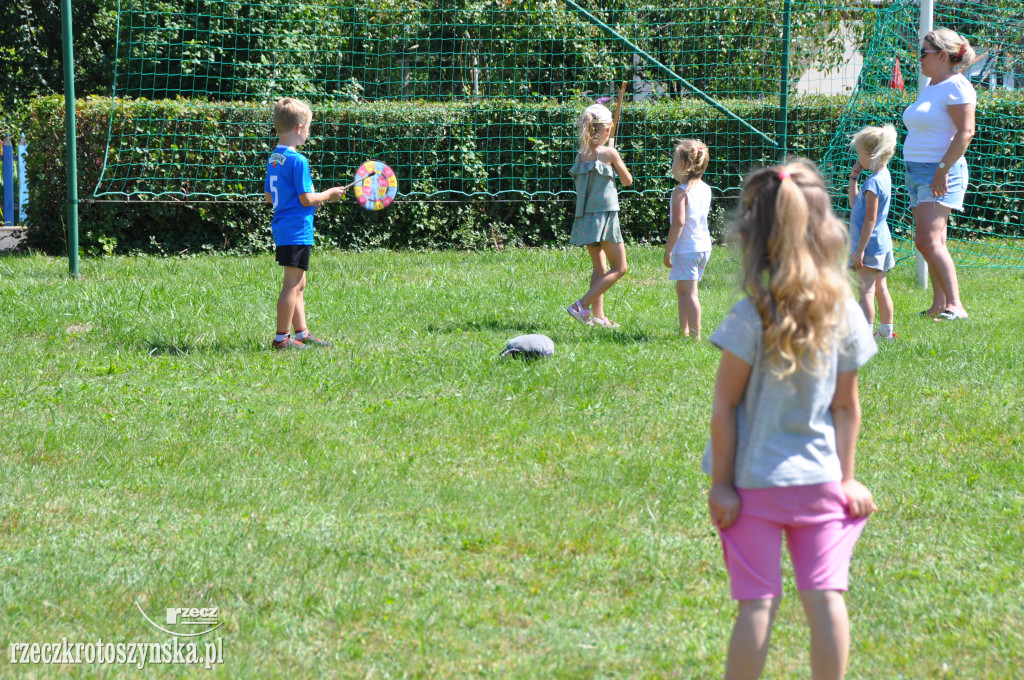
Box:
[734,161,851,377]
[771,166,811,262]
[925,28,974,72]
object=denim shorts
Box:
[905,158,967,211]
[860,250,895,272]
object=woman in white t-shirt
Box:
[903,28,977,321]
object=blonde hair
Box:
[575,110,610,154]
[672,139,710,183]
[732,160,851,377]
[924,28,978,73]
[273,97,312,135]
[849,124,897,172]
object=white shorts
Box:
[670,250,711,281]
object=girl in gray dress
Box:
[566,104,634,328]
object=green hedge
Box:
[22,95,856,255]
[945,92,1024,240]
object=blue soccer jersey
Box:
[264,145,316,246]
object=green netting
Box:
[96,0,862,201]
[822,0,1024,268]
[95,0,1024,265]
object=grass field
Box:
[1,246,1022,679]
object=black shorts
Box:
[275,245,312,271]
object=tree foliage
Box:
[0,0,118,111]
[2,0,867,113]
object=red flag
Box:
[889,57,905,91]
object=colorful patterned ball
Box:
[353,160,398,211]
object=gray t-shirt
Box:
[702,297,877,489]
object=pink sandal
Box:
[567,300,592,325]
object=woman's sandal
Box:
[936,309,967,321]
[592,317,620,329]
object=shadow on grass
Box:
[141,342,203,356]
[128,336,263,356]
[427,318,548,335]
[578,328,656,344]
[428,317,656,345]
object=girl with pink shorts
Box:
[704,161,879,679]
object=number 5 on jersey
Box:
[269,175,279,208]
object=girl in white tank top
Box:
[663,139,713,339]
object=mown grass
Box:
[0,247,1021,679]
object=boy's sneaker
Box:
[296,334,331,348]
[272,336,309,350]
[873,330,897,343]
[567,300,592,325]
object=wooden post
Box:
[609,80,627,148]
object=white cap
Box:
[584,104,613,124]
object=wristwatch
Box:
[938,161,948,169]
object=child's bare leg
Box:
[675,281,689,336]
[855,267,878,325]
[680,279,701,339]
[875,271,894,325]
[799,590,849,680]
[277,267,306,335]
[725,598,780,680]
[291,270,308,333]
[580,241,627,313]
[586,244,607,320]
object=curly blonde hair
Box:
[731,160,851,377]
[672,139,710,183]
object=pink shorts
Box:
[719,481,868,600]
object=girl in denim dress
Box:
[848,125,898,341]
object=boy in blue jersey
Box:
[264,98,346,350]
